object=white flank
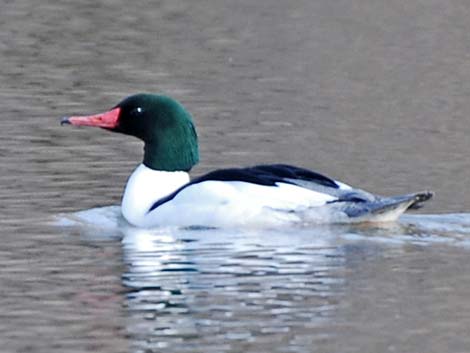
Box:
[121,164,337,228]
[147,181,336,228]
[120,164,417,228]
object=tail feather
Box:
[407,191,434,210]
[341,190,434,222]
[371,191,434,215]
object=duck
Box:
[61,93,433,228]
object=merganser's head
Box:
[61,94,199,172]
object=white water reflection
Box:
[55,207,470,352]
[120,226,345,352]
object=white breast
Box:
[121,164,190,226]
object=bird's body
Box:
[62,94,432,228]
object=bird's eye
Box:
[131,107,144,116]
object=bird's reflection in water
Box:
[58,206,470,352]
[120,225,348,352]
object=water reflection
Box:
[51,207,470,352]
[118,225,347,351]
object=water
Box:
[2,0,470,352]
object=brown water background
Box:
[1,1,470,352]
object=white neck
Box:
[121,164,190,226]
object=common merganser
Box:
[61,93,433,228]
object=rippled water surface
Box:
[2,0,470,352]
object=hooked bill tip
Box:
[60,117,71,126]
